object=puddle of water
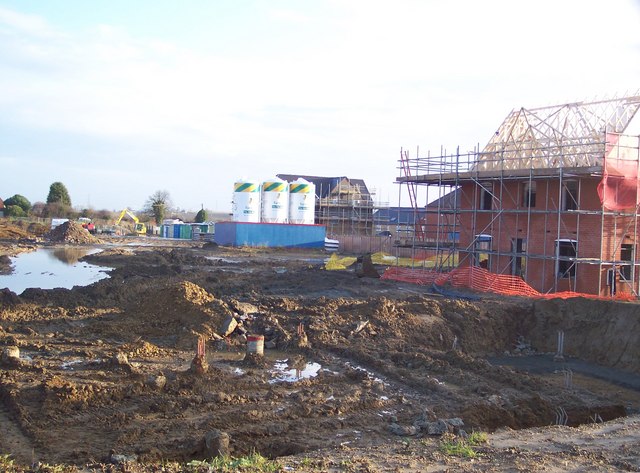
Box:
[61,360,84,370]
[205,257,243,264]
[269,359,322,383]
[0,248,112,294]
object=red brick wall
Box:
[452,176,636,296]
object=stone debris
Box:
[111,352,133,373]
[1,346,20,366]
[146,373,167,390]
[388,423,417,436]
[203,429,230,458]
[229,300,260,315]
[108,452,138,465]
[352,320,369,335]
[511,335,535,355]
[390,411,465,437]
[221,315,238,337]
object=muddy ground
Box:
[1,221,640,471]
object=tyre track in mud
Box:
[0,401,34,464]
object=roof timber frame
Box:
[475,95,640,172]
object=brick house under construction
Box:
[398,95,640,298]
[278,174,375,235]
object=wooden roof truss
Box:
[475,95,640,172]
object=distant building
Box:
[278,174,375,235]
[373,207,427,239]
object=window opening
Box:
[522,182,536,208]
[556,239,577,278]
[480,184,493,210]
[620,243,634,281]
[511,238,526,277]
[474,234,492,269]
[563,181,578,211]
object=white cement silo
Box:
[261,178,289,223]
[232,179,261,223]
[289,178,316,224]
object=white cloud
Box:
[0,6,56,37]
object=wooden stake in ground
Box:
[190,336,209,375]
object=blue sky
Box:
[1,0,639,213]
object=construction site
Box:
[0,96,640,472]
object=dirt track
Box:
[1,223,640,471]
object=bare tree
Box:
[145,190,172,225]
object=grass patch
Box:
[467,431,488,446]
[186,452,280,472]
[440,439,477,458]
[439,431,488,459]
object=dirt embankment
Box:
[0,221,45,241]
[530,298,640,373]
[0,240,639,471]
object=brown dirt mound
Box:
[0,287,22,306]
[0,222,32,239]
[173,280,216,305]
[120,281,233,348]
[26,222,49,237]
[46,221,100,244]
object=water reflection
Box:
[269,357,322,383]
[0,248,111,294]
[51,247,97,264]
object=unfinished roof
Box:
[277,174,372,199]
[475,95,640,172]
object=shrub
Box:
[4,205,26,217]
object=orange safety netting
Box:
[597,133,640,211]
[381,266,636,301]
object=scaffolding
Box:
[397,95,640,298]
[315,180,379,236]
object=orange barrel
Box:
[247,335,264,356]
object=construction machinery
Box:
[77,217,96,234]
[115,208,147,235]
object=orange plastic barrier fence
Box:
[381,266,636,301]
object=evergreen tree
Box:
[47,182,72,207]
[195,206,207,223]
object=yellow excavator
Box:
[115,208,147,235]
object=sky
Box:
[1,0,639,213]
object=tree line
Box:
[2,182,73,219]
[0,183,199,225]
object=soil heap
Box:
[0,222,32,240]
[46,221,100,244]
[120,280,233,348]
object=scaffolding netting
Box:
[597,134,640,210]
